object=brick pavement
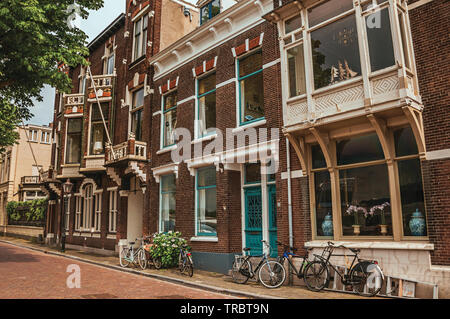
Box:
[0,236,370,299]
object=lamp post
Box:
[60,179,73,252]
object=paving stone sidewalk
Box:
[0,236,370,299]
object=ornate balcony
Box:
[20,176,40,184]
[105,135,148,166]
[87,74,116,102]
[64,93,84,115]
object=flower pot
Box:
[352,225,361,236]
[379,224,388,235]
[409,209,426,236]
[321,212,333,236]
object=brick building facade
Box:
[43,0,449,296]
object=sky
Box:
[28,0,198,126]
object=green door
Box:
[268,185,278,258]
[244,186,263,256]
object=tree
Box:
[0,0,104,152]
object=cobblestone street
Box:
[0,241,235,299]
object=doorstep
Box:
[0,236,370,299]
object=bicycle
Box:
[231,240,286,289]
[141,236,162,270]
[276,241,312,281]
[303,241,384,297]
[178,244,194,277]
[119,238,147,270]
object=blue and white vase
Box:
[321,212,333,236]
[409,209,426,236]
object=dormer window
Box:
[200,0,220,25]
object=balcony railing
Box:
[64,93,84,115]
[105,139,147,165]
[21,176,40,184]
[87,74,116,101]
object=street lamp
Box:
[60,179,73,252]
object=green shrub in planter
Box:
[149,231,189,268]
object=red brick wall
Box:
[409,0,450,265]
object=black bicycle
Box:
[178,244,193,277]
[231,240,286,289]
[276,241,312,281]
[303,241,384,297]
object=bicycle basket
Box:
[234,255,245,269]
[321,245,334,260]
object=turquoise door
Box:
[244,187,263,256]
[268,185,278,258]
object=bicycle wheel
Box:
[303,260,329,292]
[350,261,383,297]
[153,256,162,269]
[183,259,194,277]
[137,249,147,270]
[231,259,251,284]
[119,248,130,268]
[258,260,286,289]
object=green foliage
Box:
[6,198,48,222]
[149,231,189,268]
[0,0,104,153]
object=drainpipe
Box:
[286,138,294,248]
[286,138,294,286]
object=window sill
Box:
[191,134,218,145]
[129,55,146,70]
[190,236,218,243]
[305,240,434,251]
[156,145,177,155]
[232,119,266,133]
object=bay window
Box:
[131,88,144,141]
[196,166,217,236]
[238,51,264,125]
[162,91,177,148]
[160,174,176,233]
[89,103,109,155]
[197,73,216,137]
[311,128,427,239]
[65,118,82,164]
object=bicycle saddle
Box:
[243,248,251,252]
[349,248,360,253]
[129,242,135,245]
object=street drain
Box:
[81,293,118,299]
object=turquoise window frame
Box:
[197,73,217,138]
[237,50,265,126]
[195,166,217,237]
[162,91,177,149]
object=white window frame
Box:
[132,13,149,62]
[130,86,145,141]
[64,195,71,231]
[108,189,118,233]
[93,192,102,232]
[82,184,93,231]
[75,195,82,231]
[160,89,178,150]
[41,131,51,144]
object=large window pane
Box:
[239,72,264,123]
[163,91,177,147]
[245,163,261,184]
[315,171,333,237]
[198,73,216,95]
[312,144,327,169]
[366,8,395,72]
[285,14,302,34]
[337,133,384,165]
[90,122,106,155]
[398,159,426,236]
[197,167,217,236]
[394,126,418,157]
[287,44,306,97]
[198,92,216,136]
[308,0,354,27]
[311,14,361,89]
[340,164,392,236]
[161,174,176,233]
[131,109,143,141]
[66,118,82,164]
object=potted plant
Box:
[369,202,391,235]
[345,205,367,235]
